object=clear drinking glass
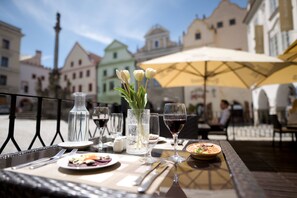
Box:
[143,113,160,164]
[109,113,123,138]
[92,107,109,150]
[163,103,187,163]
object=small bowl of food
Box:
[186,143,221,160]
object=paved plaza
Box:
[0,115,293,154]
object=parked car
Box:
[0,105,10,114]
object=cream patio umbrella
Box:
[256,39,297,87]
[139,46,285,118]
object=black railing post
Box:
[50,98,64,145]
[0,94,21,153]
[28,97,45,149]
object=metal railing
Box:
[0,92,72,154]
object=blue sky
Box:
[0,0,247,68]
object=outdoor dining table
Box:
[0,139,265,198]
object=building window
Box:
[154,40,159,48]
[217,21,223,28]
[32,74,36,79]
[72,86,75,92]
[24,85,29,93]
[0,75,7,85]
[71,61,74,67]
[79,71,83,78]
[103,70,107,77]
[86,70,90,77]
[113,52,117,59]
[73,72,76,79]
[195,32,201,40]
[64,75,67,81]
[229,19,236,26]
[103,83,106,93]
[2,39,9,49]
[109,81,114,91]
[78,59,82,65]
[269,34,279,56]
[89,83,92,92]
[79,85,82,92]
[1,57,9,67]
[41,76,45,80]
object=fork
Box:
[29,149,77,170]
[11,149,67,170]
[29,149,78,169]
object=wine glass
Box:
[92,107,109,150]
[163,103,187,163]
[143,113,160,164]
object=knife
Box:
[11,149,66,170]
[29,149,77,169]
[138,164,169,193]
[133,161,161,186]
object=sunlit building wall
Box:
[19,50,50,108]
[135,25,183,112]
[0,21,23,95]
[97,40,135,105]
[182,0,251,121]
[244,0,297,124]
[60,42,101,102]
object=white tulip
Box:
[145,68,156,79]
[133,70,145,81]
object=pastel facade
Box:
[97,40,135,104]
[0,21,23,95]
[183,0,247,51]
[182,0,251,120]
[60,42,101,102]
[244,0,297,124]
[135,25,183,111]
[19,50,50,106]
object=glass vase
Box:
[126,109,150,155]
[68,92,89,142]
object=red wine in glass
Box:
[164,119,186,134]
[163,103,187,163]
[93,118,109,128]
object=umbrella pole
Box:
[203,62,207,122]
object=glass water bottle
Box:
[68,92,89,142]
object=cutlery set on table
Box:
[11,148,78,170]
[133,161,170,193]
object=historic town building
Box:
[60,42,101,102]
[0,21,23,95]
[97,40,135,104]
[244,0,297,124]
[183,0,247,51]
[19,50,50,109]
[135,24,183,112]
[181,0,251,121]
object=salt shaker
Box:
[113,138,124,153]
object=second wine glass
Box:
[92,107,109,151]
[163,103,187,163]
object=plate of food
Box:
[186,143,221,160]
[58,141,93,149]
[57,153,118,170]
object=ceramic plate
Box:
[58,141,93,149]
[57,153,119,170]
[186,143,221,160]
